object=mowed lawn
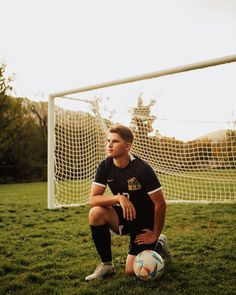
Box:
[0,182,236,295]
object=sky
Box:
[1,0,236,140]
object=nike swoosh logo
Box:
[107,179,114,182]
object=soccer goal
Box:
[48,55,236,208]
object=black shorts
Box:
[112,205,157,256]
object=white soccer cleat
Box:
[157,234,172,262]
[85,263,115,281]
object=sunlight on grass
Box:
[0,182,236,294]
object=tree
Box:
[0,63,15,166]
[130,94,156,137]
[29,100,48,144]
[0,64,47,183]
[0,63,13,95]
[0,64,13,130]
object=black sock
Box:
[90,224,112,263]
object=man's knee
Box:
[125,255,135,276]
[88,206,106,225]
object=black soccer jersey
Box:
[93,154,162,223]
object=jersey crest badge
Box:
[127,177,142,191]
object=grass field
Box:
[0,182,236,295]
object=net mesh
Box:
[53,95,236,206]
[54,101,107,206]
[51,62,236,206]
[131,120,236,202]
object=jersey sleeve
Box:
[93,160,107,188]
[142,163,162,195]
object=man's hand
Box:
[134,229,157,245]
[117,195,136,221]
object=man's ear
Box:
[125,142,132,151]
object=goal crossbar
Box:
[51,54,236,98]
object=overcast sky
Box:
[1,0,236,140]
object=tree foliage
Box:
[130,94,156,136]
[0,64,47,183]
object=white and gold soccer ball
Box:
[133,250,164,281]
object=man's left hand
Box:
[134,229,157,245]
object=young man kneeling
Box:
[85,125,171,281]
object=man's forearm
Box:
[89,194,120,207]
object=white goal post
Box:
[48,55,236,208]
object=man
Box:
[85,124,170,281]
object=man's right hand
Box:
[117,195,136,221]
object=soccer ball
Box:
[133,250,164,281]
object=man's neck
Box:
[113,153,130,168]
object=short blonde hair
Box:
[109,125,134,144]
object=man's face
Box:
[106,132,131,158]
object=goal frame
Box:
[48,54,236,209]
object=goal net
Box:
[48,56,236,208]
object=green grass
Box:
[0,182,236,294]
